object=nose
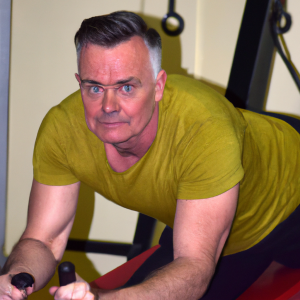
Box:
[102,89,120,114]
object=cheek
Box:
[83,101,98,118]
[125,102,153,124]
[125,95,155,120]
[82,102,99,131]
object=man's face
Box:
[76,36,165,146]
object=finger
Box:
[51,282,90,300]
[25,285,34,297]
[71,282,91,299]
[49,286,59,296]
[51,284,73,300]
[1,296,15,300]
[10,286,27,300]
[0,277,20,300]
[84,292,95,300]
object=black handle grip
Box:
[58,262,76,286]
[11,273,34,289]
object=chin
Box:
[96,133,131,145]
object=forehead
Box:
[79,36,152,82]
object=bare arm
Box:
[53,184,239,300]
[0,179,80,298]
[115,183,239,299]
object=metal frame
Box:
[67,213,157,261]
[225,0,275,110]
[0,0,11,267]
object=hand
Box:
[0,274,33,300]
[49,274,96,300]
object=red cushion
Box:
[237,262,300,300]
[90,245,161,290]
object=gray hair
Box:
[75,11,162,78]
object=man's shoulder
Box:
[49,89,83,117]
[164,75,230,110]
[37,89,86,139]
[43,90,84,125]
[165,74,220,96]
[162,75,237,124]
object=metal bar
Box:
[132,214,156,253]
[225,0,275,110]
[169,0,175,13]
[66,214,156,260]
[0,0,11,267]
[66,239,133,256]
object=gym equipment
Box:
[161,0,184,36]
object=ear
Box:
[75,73,81,84]
[154,70,167,102]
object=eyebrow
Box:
[80,76,142,86]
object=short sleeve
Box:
[176,116,245,200]
[33,107,79,186]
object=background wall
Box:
[4,0,300,298]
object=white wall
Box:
[194,0,246,87]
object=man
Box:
[1,11,300,300]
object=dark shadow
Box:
[138,13,189,77]
[138,14,227,97]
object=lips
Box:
[101,122,127,128]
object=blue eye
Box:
[92,86,100,93]
[122,85,132,92]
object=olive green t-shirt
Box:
[33,75,300,256]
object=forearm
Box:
[1,238,58,291]
[97,257,215,300]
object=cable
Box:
[270,0,300,92]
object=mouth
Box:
[100,122,127,128]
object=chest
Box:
[69,142,178,227]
